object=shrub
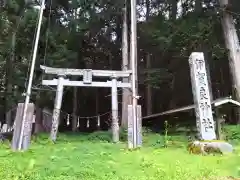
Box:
[223,125,240,142]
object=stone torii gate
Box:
[40,65,132,143]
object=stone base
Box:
[188,140,233,155]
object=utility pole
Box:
[18,0,45,150]
[130,0,139,148]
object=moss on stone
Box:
[187,141,225,155]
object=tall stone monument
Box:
[189,52,216,140]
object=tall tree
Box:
[72,7,78,132]
[121,0,129,127]
[194,0,202,14]
[5,31,15,127]
[145,0,152,115]
[168,0,178,109]
[170,0,177,20]
[219,0,240,123]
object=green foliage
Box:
[83,128,127,142]
[0,0,129,109]
[145,14,225,58]
[223,125,240,142]
[0,0,235,113]
[144,68,173,88]
[0,131,239,179]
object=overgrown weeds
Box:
[0,126,238,180]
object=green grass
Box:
[0,129,239,180]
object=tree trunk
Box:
[145,0,152,116]
[146,53,152,115]
[95,88,100,130]
[167,0,178,110]
[219,0,240,123]
[121,0,130,128]
[71,8,79,132]
[5,32,16,127]
[194,0,202,13]
[204,49,213,102]
[170,0,177,20]
[72,87,78,132]
[169,77,176,109]
[34,106,44,134]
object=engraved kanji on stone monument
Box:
[189,52,216,140]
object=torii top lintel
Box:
[40,65,132,78]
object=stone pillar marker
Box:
[189,52,216,140]
[12,103,35,151]
[128,105,142,148]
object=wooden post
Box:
[12,103,34,150]
[189,52,216,140]
[111,77,119,143]
[50,76,64,142]
[128,105,142,148]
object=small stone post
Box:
[12,103,35,150]
[128,105,142,148]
